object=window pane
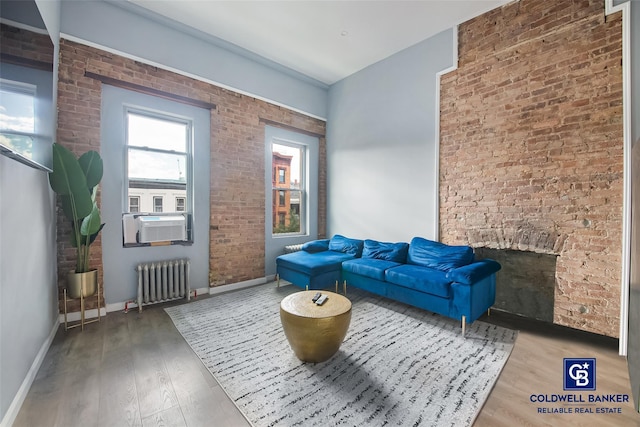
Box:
[125,110,190,215]
[176,197,185,212]
[0,85,35,133]
[272,142,303,235]
[129,196,140,213]
[128,113,187,152]
[153,196,163,213]
[0,134,33,156]
[128,149,186,182]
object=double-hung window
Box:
[271,142,305,235]
[125,110,191,217]
[0,80,36,158]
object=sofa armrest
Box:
[302,239,330,253]
[446,259,501,285]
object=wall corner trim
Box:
[434,25,459,241]
[605,0,631,356]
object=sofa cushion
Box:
[329,234,364,257]
[302,239,330,253]
[446,259,501,285]
[342,258,402,281]
[385,264,452,298]
[276,250,355,275]
[362,239,409,263]
[407,237,474,272]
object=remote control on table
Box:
[312,292,321,302]
[316,294,328,305]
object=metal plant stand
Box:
[63,281,101,331]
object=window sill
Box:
[123,240,193,248]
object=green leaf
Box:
[88,223,105,245]
[48,144,88,196]
[49,144,93,222]
[69,220,82,248]
[60,193,93,223]
[78,150,103,190]
[80,204,102,237]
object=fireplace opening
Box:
[475,248,557,323]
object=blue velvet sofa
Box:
[275,235,501,333]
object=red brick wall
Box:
[0,23,54,64]
[440,0,623,337]
[56,39,326,311]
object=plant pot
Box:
[67,270,98,299]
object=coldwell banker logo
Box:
[564,358,596,391]
[530,357,629,415]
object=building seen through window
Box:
[272,142,303,235]
[126,111,189,214]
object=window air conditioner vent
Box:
[137,215,186,243]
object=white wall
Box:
[326,29,454,243]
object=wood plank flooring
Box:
[13,286,640,427]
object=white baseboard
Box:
[209,277,269,295]
[82,278,277,316]
[57,307,107,323]
[0,318,59,427]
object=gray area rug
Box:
[165,284,517,426]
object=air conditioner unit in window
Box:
[137,215,186,243]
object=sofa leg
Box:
[487,308,491,317]
[343,280,347,296]
[335,280,338,293]
[461,315,466,337]
[276,274,280,288]
[305,284,309,291]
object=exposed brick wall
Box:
[56,39,326,311]
[0,23,54,64]
[440,0,623,337]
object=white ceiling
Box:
[127,0,509,86]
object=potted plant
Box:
[48,143,105,298]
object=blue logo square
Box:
[564,358,596,391]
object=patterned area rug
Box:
[165,284,517,426]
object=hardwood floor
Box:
[14,296,250,427]
[475,310,640,427]
[13,286,640,427]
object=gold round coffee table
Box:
[280,290,352,363]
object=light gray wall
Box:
[326,29,454,243]
[0,158,58,423]
[625,0,640,410]
[0,1,60,424]
[35,0,61,131]
[60,0,328,120]
[101,85,211,305]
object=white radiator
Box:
[136,258,190,312]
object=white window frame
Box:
[271,139,307,236]
[153,196,163,213]
[124,107,193,216]
[176,196,186,212]
[128,196,140,213]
